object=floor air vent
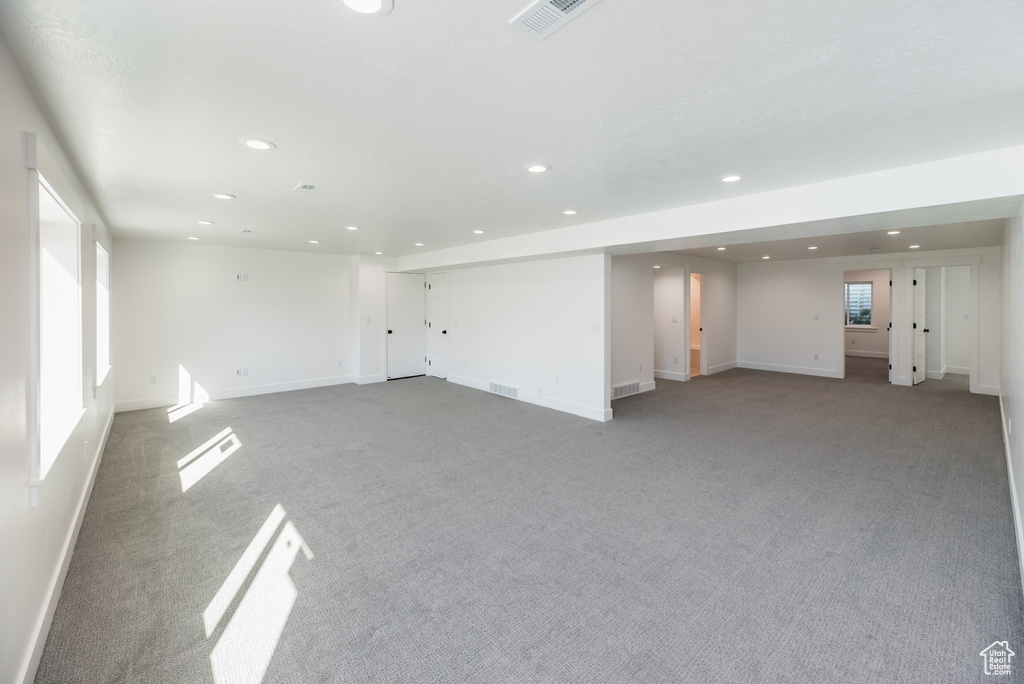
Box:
[489,382,519,400]
[510,0,606,39]
[612,382,640,399]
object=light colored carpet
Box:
[35,366,1023,683]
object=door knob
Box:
[387,329,393,334]
[923,328,930,333]
[442,330,447,334]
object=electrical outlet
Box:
[592,323,599,333]
[814,313,819,321]
[639,363,643,373]
[554,376,559,386]
[236,369,242,377]
[671,315,678,323]
[149,375,156,385]
[337,360,343,367]
[814,353,819,360]
[673,356,678,364]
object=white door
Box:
[386,272,426,380]
[913,268,927,385]
[427,272,449,379]
[888,271,894,383]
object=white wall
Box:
[0,37,116,684]
[1001,200,1024,599]
[653,268,687,380]
[447,254,609,421]
[113,240,353,410]
[944,266,971,372]
[611,255,655,394]
[737,248,1001,392]
[843,269,890,358]
[925,266,944,376]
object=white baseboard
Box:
[926,370,946,380]
[19,406,114,684]
[116,376,356,412]
[1000,395,1024,602]
[977,384,1001,396]
[707,361,737,375]
[654,370,689,382]
[447,373,610,422]
[944,365,970,375]
[639,380,656,394]
[738,361,843,379]
[845,350,889,359]
[355,374,385,385]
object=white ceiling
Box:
[2,0,1023,258]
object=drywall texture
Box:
[1002,200,1024,597]
[843,269,890,358]
[113,240,352,409]
[0,38,115,684]
[610,255,655,392]
[738,248,1001,390]
[447,255,608,421]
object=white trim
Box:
[707,361,737,375]
[846,350,889,359]
[18,406,114,684]
[1000,395,1024,602]
[639,380,656,394]
[115,376,356,412]
[448,373,610,422]
[944,365,970,375]
[845,326,879,332]
[926,370,946,380]
[654,369,689,382]
[355,374,385,385]
[737,361,843,379]
[977,384,1001,396]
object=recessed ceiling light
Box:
[374,251,383,255]
[242,138,276,150]
[526,164,550,173]
[415,243,424,247]
[309,240,320,244]
[342,0,393,14]
[808,246,818,250]
[887,230,901,235]
[239,228,252,234]
[653,265,661,269]
[717,247,726,251]
[197,220,214,225]
[474,230,484,234]
[213,193,235,200]
[762,256,771,260]
[720,174,743,183]
[909,245,920,249]
[563,210,578,215]
[188,237,200,241]
[346,226,359,231]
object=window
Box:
[38,175,83,476]
[96,243,111,385]
[845,282,872,326]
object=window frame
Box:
[96,242,111,386]
[844,281,873,327]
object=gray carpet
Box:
[36,365,1023,683]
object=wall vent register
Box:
[511,0,606,38]
[612,382,640,399]
[489,382,519,400]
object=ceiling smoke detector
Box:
[292,183,321,194]
[511,0,607,39]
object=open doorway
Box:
[922,265,971,391]
[842,269,891,384]
[690,273,703,377]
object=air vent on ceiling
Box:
[612,382,640,399]
[510,0,607,39]
[292,183,320,193]
[489,381,519,400]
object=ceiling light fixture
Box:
[346,226,359,231]
[474,230,484,234]
[717,247,726,251]
[342,0,393,15]
[563,210,578,215]
[762,256,771,260]
[720,174,743,183]
[887,230,901,235]
[213,193,235,200]
[309,240,320,244]
[242,139,276,150]
[909,245,920,249]
[653,265,661,269]
[188,237,200,241]
[808,246,818,250]
[415,243,424,247]
[197,220,214,225]
[526,164,550,173]
[239,228,252,234]
[374,251,383,255]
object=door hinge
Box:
[428,359,431,365]
[428,284,432,289]
[889,364,892,370]
[890,280,892,286]
[428,322,431,327]
[913,279,917,286]
[913,323,917,329]
[913,365,917,372]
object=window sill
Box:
[845,326,878,332]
